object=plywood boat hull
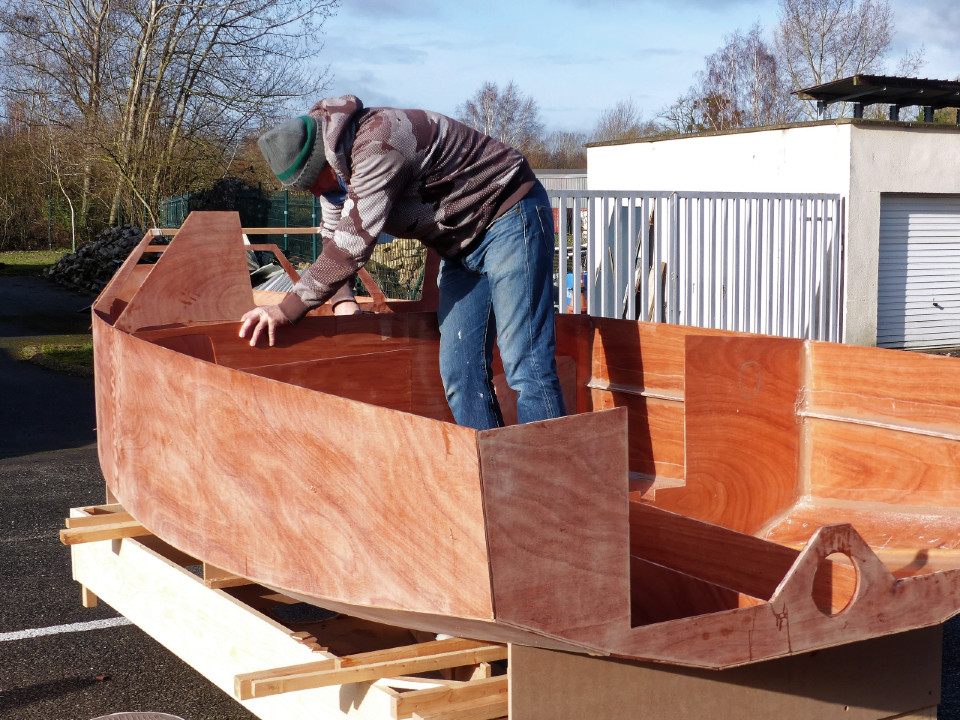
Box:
[91,212,960,669]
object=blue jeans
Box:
[437,182,567,430]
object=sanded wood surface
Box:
[98,319,493,620]
[655,334,803,535]
[114,212,255,332]
[479,408,630,648]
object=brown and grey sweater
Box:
[279,95,536,322]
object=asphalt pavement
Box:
[0,274,256,720]
[0,272,959,720]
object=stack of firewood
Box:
[45,225,143,294]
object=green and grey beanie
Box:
[257,115,326,191]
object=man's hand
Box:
[239,305,290,347]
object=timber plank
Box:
[234,641,507,699]
[69,510,401,720]
[391,676,507,719]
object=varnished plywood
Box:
[106,325,493,620]
[592,391,685,479]
[762,501,960,553]
[806,418,960,508]
[478,408,630,649]
[630,503,797,602]
[630,556,744,624]
[245,350,414,413]
[611,520,960,667]
[115,212,254,332]
[655,335,804,535]
[809,340,960,414]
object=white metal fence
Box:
[550,191,846,342]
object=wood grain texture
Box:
[655,335,804,535]
[762,500,960,554]
[92,229,161,322]
[115,212,255,332]
[105,327,493,620]
[630,503,798,602]
[246,350,414,413]
[806,418,960,508]
[610,522,960,667]
[809,340,960,412]
[478,408,631,649]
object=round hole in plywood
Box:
[812,551,859,616]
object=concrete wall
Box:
[587,121,960,345]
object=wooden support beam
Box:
[202,562,253,589]
[81,585,98,608]
[65,511,134,528]
[60,518,150,545]
[392,676,507,720]
[410,692,508,720]
[234,638,507,700]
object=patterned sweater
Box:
[279,95,536,321]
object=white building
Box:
[587,119,960,349]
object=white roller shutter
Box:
[878,195,960,349]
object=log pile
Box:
[46,225,144,294]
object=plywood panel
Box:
[806,418,960,508]
[107,326,493,620]
[592,390,685,479]
[655,335,804,535]
[630,556,743,625]
[762,501,960,554]
[809,340,960,412]
[246,350,414,413]
[478,408,631,649]
[116,212,255,332]
[630,503,797,602]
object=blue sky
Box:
[315,0,959,134]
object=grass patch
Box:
[0,249,71,277]
[0,334,94,377]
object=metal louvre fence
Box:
[552,191,845,342]
[160,189,845,339]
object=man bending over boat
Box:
[239,95,566,431]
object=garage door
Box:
[878,195,960,349]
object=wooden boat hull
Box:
[90,212,960,669]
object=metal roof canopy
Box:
[796,74,960,122]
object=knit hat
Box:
[257,115,326,191]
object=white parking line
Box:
[0,616,131,642]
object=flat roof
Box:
[796,75,960,109]
[584,116,960,148]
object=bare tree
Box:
[527,129,587,169]
[662,24,797,133]
[591,99,662,142]
[775,0,893,118]
[0,0,337,235]
[455,81,544,154]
